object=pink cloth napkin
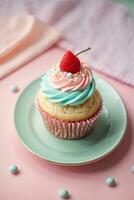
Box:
[55,0,134,87]
[1,0,134,86]
[0,15,60,80]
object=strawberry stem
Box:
[76,47,91,56]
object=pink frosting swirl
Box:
[49,62,92,92]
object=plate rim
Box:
[14,76,127,166]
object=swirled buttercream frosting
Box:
[41,62,95,106]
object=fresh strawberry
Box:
[60,51,81,74]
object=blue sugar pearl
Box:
[10,84,18,93]
[58,189,69,199]
[9,164,18,174]
[106,176,116,186]
[131,165,134,173]
[66,72,73,79]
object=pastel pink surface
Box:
[0,47,134,200]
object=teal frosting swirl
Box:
[41,71,95,106]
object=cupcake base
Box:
[36,99,103,140]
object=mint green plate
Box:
[14,76,127,166]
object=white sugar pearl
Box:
[106,176,116,186]
[10,85,19,93]
[58,189,69,199]
[9,164,19,174]
[66,72,73,79]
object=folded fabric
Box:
[7,0,131,86]
[54,0,134,86]
[1,1,134,86]
[0,15,60,80]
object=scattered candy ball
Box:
[131,165,134,173]
[9,164,18,174]
[10,84,19,93]
[66,72,73,79]
[58,189,69,199]
[106,176,116,186]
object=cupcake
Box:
[36,49,103,139]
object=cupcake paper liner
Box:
[36,99,103,140]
